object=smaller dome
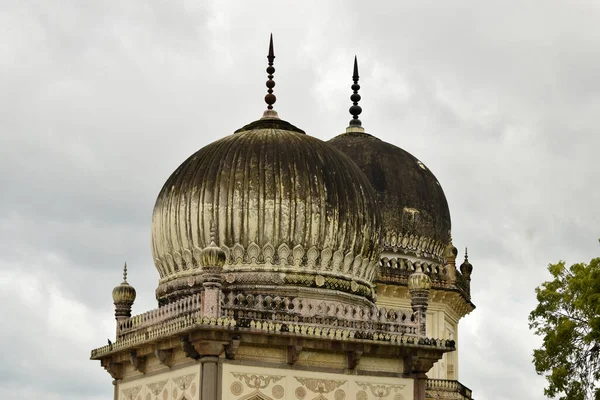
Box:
[328,132,451,261]
[327,58,450,262]
[112,263,136,304]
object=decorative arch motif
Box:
[239,390,273,400]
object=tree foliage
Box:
[529,257,600,400]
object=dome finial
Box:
[262,33,278,119]
[464,247,469,262]
[348,55,363,129]
[123,262,128,282]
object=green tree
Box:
[529,257,600,400]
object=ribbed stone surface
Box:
[112,282,136,304]
[328,132,451,254]
[151,119,381,301]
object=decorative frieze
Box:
[381,231,446,263]
[121,385,142,400]
[117,364,200,400]
[154,242,378,285]
[356,382,405,398]
[232,373,285,389]
[295,377,345,393]
[223,364,414,400]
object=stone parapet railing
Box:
[117,292,202,337]
[378,257,471,299]
[92,291,457,360]
[92,315,236,359]
[426,379,473,400]
[224,292,419,337]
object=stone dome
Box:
[112,263,136,319]
[112,281,136,304]
[328,130,450,262]
[152,116,381,304]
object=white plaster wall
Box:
[117,364,201,400]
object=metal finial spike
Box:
[349,56,362,127]
[123,262,128,282]
[464,247,469,261]
[268,33,275,63]
[265,34,276,110]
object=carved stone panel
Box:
[222,363,413,400]
[117,365,200,400]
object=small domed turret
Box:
[199,224,227,269]
[112,263,136,322]
[460,248,473,279]
[408,266,431,336]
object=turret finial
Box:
[348,55,362,128]
[464,247,469,262]
[265,34,276,111]
[123,262,128,282]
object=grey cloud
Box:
[1,1,599,399]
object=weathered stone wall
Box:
[222,363,413,400]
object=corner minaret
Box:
[408,265,432,337]
[199,222,226,319]
[112,262,136,335]
[347,56,364,132]
[460,247,474,291]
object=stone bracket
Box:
[101,359,123,380]
[154,348,173,367]
[287,345,302,365]
[403,351,441,376]
[347,349,363,370]
[129,350,146,373]
[225,337,241,360]
[180,337,201,360]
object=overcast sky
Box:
[1,1,599,399]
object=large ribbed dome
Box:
[328,130,450,262]
[152,117,381,304]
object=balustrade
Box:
[426,379,473,399]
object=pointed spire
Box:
[123,262,128,282]
[348,55,362,128]
[464,247,469,262]
[265,33,276,111]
